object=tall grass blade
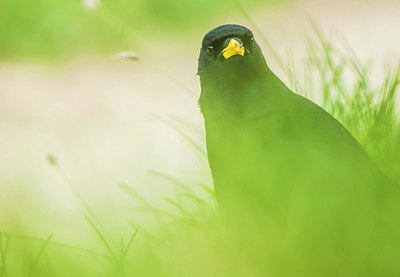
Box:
[30,233,53,275]
[84,216,115,259]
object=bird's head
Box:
[198,24,269,116]
[197,24,267,83]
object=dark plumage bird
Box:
[198,24,400,276]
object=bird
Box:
[197,24,400,276]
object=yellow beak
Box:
[222,38,245,59]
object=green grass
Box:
[0,0,284,61]
[2,21,400,277]
[286,23,400,182]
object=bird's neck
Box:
[199,65,284,120]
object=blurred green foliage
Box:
[2,1,400,275]
[1,28,400,276]
[0,0,283,60]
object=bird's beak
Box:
[222,38,245,59]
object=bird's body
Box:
[198,24,400,276]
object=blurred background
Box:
[1,0,400,271]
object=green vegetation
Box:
[1,25,399,275]
[285,25,400,182]
[2,0,400,274]
[0,0,283,60]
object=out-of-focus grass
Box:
[0,0,283,60]
[283,24,400,182]
[1,26,400,276]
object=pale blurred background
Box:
[1,0,399,247]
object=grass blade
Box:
[84,216,115,259]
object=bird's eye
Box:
[250,37,255,48]
[206,46,215,55]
